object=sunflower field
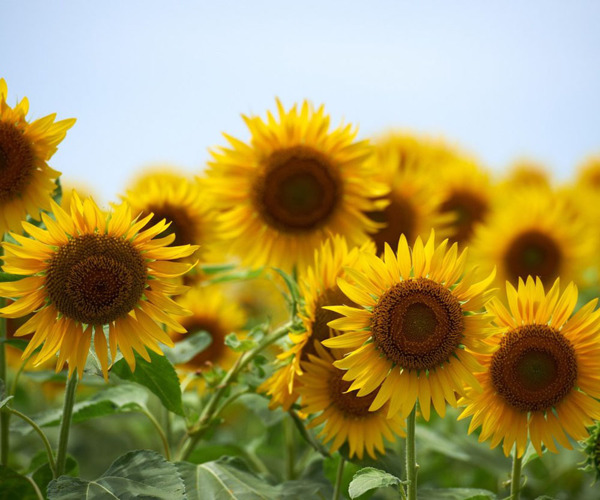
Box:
[1,38,600,500]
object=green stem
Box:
[284,416,296,480]
[24,475,45,500]
[140,407,171,461]
[332,457,345,500]
[510,448,523,500]
[0,271,7,466]
[5,407,56,477]
[289,409,331,458]
[177,320,294,461]
[55,372,78,477]
[406,406,418,500]
[9,353,33,397]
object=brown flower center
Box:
[254,145,340,233]
[145,203,197,247]
[46,234,147,324]
[179,318,226,370]
[503,230,562,284]
[329,369,377,418]
[440,189,488,244]
[0,122,36,202]
[372,278,464,370]
[369,194,418,254]
[490,324,577,412]
[302,286,355,361]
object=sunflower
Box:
[471,188,593,289]
[298,343,405,459]
[206,99,387,271]
[368,145,454,254]
[259,235,372,410]
[168,284,246,374]
[0,194,197,380]
[323,232,496,420]
[120,169,218,264]
[499,159,551,191]
[437,158,492,247]
[458,277,600,458]
[0,78,75,234]
[576,154,600,191]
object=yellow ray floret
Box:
[458,276,600,458]
[206,99,388,271]
[0,78,75,234]
[323,231,496,420]
[0,193,198,380]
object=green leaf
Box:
[225,332,257,352]
[199,262,237,275]
[176,456,329,500]
[112,349,184,415]
[31,455,78,494]
[0,338,29,351]
[0,466,39,500]
[163,331,212,365]
[0,272,26,282]
[272,267,301,304]
[417,488,497,500]
[47,450,185,500]
[348,467,404,499]
[207,267,264,284]
[11,384,149,434]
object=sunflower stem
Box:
[55,372,78,477]
[140,407,171,461]
[332,456,345,500]
[0,292,8,467]
[284,415,296,480]
[178,320,295,461]
[510,448,523,500]
[406,406,418,500]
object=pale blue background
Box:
[2,1,599,203]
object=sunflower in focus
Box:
[168,285,247,375]
[121,169,218,265]
[437,158,492,247]
[0,78,75,234]
[259,235,373,410]
[471,189,593,288]
[0,194,197,380]
[206,99,387,271]
[298,343,405,459]
[368,145,454,254]
[459,277,600,457]
[323,232,496,420]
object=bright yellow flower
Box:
[471,188,593,288]
[323,232,496,420]
[459,277,600,458]
[576,154,600,191]
[298,343,405,459]
[0,194,197,379]
[259,235,373,410]
[206,99,387,271]
[169,285,246,375]
[499,159,551,191]
[0,78,75,234]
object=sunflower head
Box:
[168,285,247,376]
[298,342,405,459]
[471,188,594,288]
[459,277,600,458]
[323,231,496,420]
[501,159,551,191]
[0,78,76,234]
[121,168,218,263]
[0,193,198,380]
[206,99,387,271]
[576,154,600,191]
[581,420,600,483]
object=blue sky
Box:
[2,1,599,203]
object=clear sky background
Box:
[2,1,599,203]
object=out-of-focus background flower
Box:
[2,0,599,203]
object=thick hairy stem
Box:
[55,373,78,477]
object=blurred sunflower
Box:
[0,78,75,234]
[121,169,218,264]
[259,235,372,410]
[169,285,246,375]
[368,146,454,255]
[576,154,600,191]
[471,189,593,288]
[206,99,387,271]
[298,343,405,459]
[459,277,600,458]
[0,194,197,379]
[499,159,551,191]
[323,232,496,420]
[437,158,492,247]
